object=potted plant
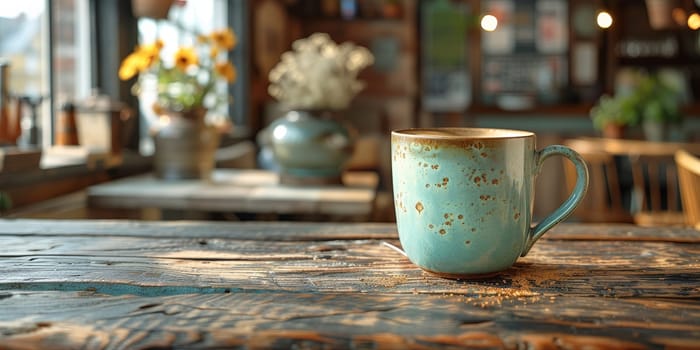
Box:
[118,26,238,180]
[635,70,685,141]
[590,94,639,139]
[590,69,686,141]
[263,32,374,184]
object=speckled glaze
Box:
[392,128,588,278]
[269,110,355,182]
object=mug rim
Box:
[392,127,534,139]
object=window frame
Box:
[8,0,249,152]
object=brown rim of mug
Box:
[392,127,534,140]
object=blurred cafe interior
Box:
[1,0,700,229]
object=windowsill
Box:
[0,129,254,212]
[0,147,153,210]
[39,146,132,169]
[1,126,252,176]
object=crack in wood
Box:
[0,282,237,297]
[0,322,51,337]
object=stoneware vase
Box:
[153,109,220,181]
[268,109,355,185]
[131,0,174,19]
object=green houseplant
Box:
[635,71,685,141]
[590,69,685,140]
[590,93,639,139]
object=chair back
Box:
[675,149,700,229]
[628,153,684,226]
[563,139,633,223]
[563,137,700,226]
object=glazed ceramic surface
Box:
[391,128,588,277]
[269,110,354,182]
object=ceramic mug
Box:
[391,128,589,278]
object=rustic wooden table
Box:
[86,169,379,221]
[1,219,699,348]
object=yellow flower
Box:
[118,53,143,80]
[215,61,237,83]
[118,27,238,114]
[174,47,198,70]
[136,42,160,69]
[210,28,237,50]
[118,40,162,80]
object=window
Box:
[136,0,227,154]
[136,0,248,154]
[0,0,92,148]
[1,0,247,154]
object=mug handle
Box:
[521,145,589,257]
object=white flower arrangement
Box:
[268,33,374,110]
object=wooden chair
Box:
[628,153,685,227]
[563,139,633,223]
[563,138,700,226]
[675,149,700,230]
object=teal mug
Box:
[391,128,589,278]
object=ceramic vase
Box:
[268,109,355,185]
[131,0,174,19]
[153,108,220,180]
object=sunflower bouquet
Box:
[118,27,237,120]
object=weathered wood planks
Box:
[0,237,698,298]
[0,291,698,349]
[0,219,699,349]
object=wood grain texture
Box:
[1,291,698,349]
[0,219,698,349]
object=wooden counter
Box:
[0,219,698,348]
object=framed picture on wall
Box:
[572,42,597,86]
[420,0,471,112]
[536,0,568,54]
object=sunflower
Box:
[118,26,238,115]
[174,47,198,70]
[210,46,219,59]
[215,61,237,83]
[118,53,144,80]
[210,28,237,50]
[136,42,161,69]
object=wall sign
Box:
[480,0,569,105]
[421,0,471,112]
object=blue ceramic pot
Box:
[269,110,355,184]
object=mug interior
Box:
[392,128,534,139]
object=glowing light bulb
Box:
[688,13,700,30]
[597,11,613,29]
[481,15,498,32]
